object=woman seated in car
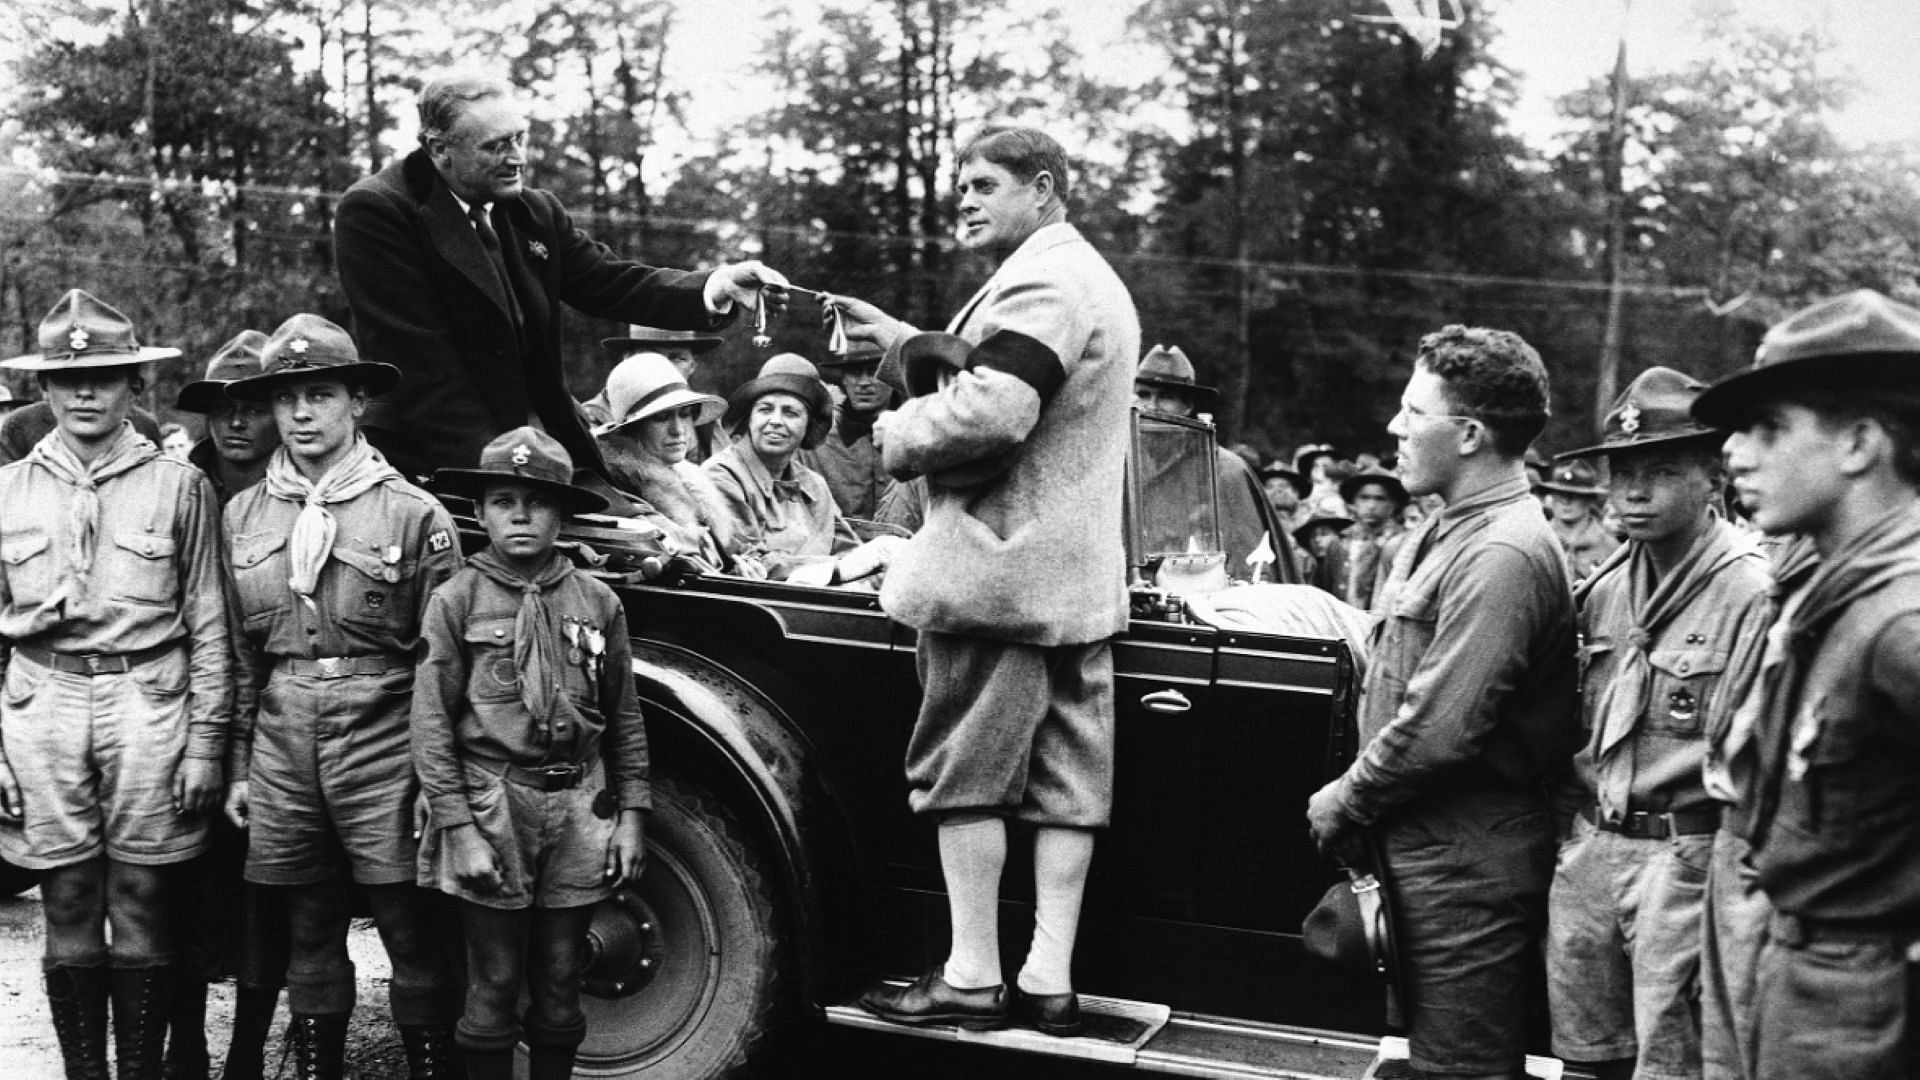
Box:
[594,352,765,577]
[704,354,857,582]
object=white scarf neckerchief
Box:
[262,435,400,607]
[23,422,157,622]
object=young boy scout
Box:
[221,314,463,1079]
[416,427,649,1080]
[1693,289,1920,1079]
[0,290,233,1080]
[1545,367,1771,1080]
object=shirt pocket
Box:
[232,531,291,619]
[106,530,179,606]
[1,530,54,607]
[1791,692,1871,833]
[1645,646,1728,736]
[463,616,521,704]
[330,546,420,634]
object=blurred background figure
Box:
[1538,458,1619,581]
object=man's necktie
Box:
[468,203,523,333]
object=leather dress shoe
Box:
[858,968,1007,1031]
[1011,986,1082,1037]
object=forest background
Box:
[2,0,1917,460]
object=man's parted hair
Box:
[1416,325,1551,457]
[416,73,514,146]
[957,126,1071,205]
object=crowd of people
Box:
[0,65,1915,1080]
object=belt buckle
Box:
[536,764,578,790]
[317,656,341,677]
[83,654,104,675]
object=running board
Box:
[827,989,1566,1079]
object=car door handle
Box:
[1141,689,1192,714]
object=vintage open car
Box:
[440,409,1535,1080]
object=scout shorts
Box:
[418,757,615,910]
[0,647,209,869]
[245,666,419,886]
[905,631,1115,828]
[1546,812,1712,1077]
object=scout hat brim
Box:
[1338,472,1409,507]
[1536,478,1607,497]
[3,346,180,372]
[1692,353,1920,430]
[226,361,403,401]
[430,468,609,517]
[1134,371,1217,401]
[600,333,724,358]
[1555,427,1724,462]
[1293,515,1353,543]
[177,381,235,414]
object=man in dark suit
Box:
[335,72,787,481]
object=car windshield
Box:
[1131,409,1224,562]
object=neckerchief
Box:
[466,547,573,732]
[262,435,400,607]
[1586,518,1756,816]
[23,423,157,621]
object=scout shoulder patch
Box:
[427,529,452,553]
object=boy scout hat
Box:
[1693,289,1920,429]
[1338,468,1410,507]
[1135,344,1217,402]
[1293,513,1354,546]
[1258,463,1310,500]
[1536,457,1607,497]
[4,289,183,371]
[599,324,725,361]
[591,352,726,437]
[1559,366,1720,461]
[815,340,885,369]
[724,353,832,450]
[176,330,272,413]
[227,314,402,400]
[431,425,608,516]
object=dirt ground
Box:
[0,887,411,1078]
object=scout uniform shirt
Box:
[1574,518,1771,823]
[223,467,459,781]
[410,550,649,832]
[0,424,232,759]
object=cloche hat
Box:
[591,352,726,438]
[723,353,831,450]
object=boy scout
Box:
[416,427,649,1080]
[1693,289,1920,1079]
[221,314,462,1079]
[1545,367,1770,1080]
[0,290,232,1080]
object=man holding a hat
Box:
[802,341,897,520]
[221,314,464,1078]
[582,325,727,465]
[1539,458,1621,582]
[1135,344,1299,582]
[336,71,793,483]
[0,289,234,1079]
[1308,325,1578,1080]
[1542,367,1771,1080]
[835,126,1137,1036]
[415,427,649,1080]
[1696,289,1920,1079]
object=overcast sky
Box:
[663,0,1920,156]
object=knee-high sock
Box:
[1018,827,1094,996]
[937,815,1007,989]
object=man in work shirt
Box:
[1693,289,1920,1079]
[1544,366,1771,1080]
[0,290,232,1080]
[1307,324,1580,1080]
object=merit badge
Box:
[1619,402,1642,436]
[426,530,452,553]
[1667,687,1697,723]
[68,326,90,351]
[366,591,386,609]
[527,240,549,260]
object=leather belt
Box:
[280,655,410,679]
[1582,804,1720,839]
[13,642,179,676]
[471,757,587,792]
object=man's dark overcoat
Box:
[336,149,722,478]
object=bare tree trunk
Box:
[1220,0,1251,444]
[363,0,382,171]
